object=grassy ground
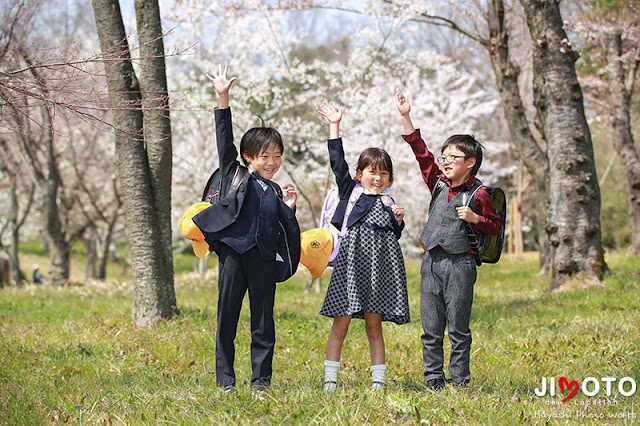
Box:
[13,240,200,284]
[1,251,638,424]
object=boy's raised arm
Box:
[396,88,415,135]
[207,64,238,175]
[206,64,237,109]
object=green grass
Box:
[11,240,204,286]
[1,252,639,424]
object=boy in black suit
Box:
[193,65,300,392]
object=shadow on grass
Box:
[175,307,211,322]
[472,291,558,330]
[395,376,543,399]
[393,378,430,392]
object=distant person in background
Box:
[31,264,47,284]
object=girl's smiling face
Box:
[356,165,390,194]
[243,145,282,180]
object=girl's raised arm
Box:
[318,102,343,139]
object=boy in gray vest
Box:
[396,88,501,389]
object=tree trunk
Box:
[39,177,70,285]
[21,94,69,285]
[84,229,98,282]
[92,0,176,326]
[8,175,21,286]
[607,31,640,256]
[97,214,118,280]
[486,0,550,273]
[520,0,606,289]
[134,0,176,309]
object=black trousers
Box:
[215,245,277,387]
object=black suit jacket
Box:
[193,108,300,282]
[327,138,404,239]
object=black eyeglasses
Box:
[436,154,468,164]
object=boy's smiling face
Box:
[243,145,282,180]
[440,145,476,186]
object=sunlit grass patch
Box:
[1,250,638,424]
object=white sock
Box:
[324,360,340,392]
[370,364,387,390]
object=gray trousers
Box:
[420,249,477,383]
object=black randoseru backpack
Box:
[430,178,507,266]
[201,165,250,203]
[200,164,293,280]
[201,164,283,203]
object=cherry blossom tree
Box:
[520,0,606,288]
[93,0,177,326]
[0,139,35,286]
[166,4,506,259]
[357,0,606,287]
[201,0,550,271]
[1,0,126,285]
[571,0,640,256]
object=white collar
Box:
[362,186,392,196]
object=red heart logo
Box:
[558,377,578,402]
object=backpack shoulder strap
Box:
[462,178,484,266]
[320,187,339,228]
[429,178,447,213]
[341,184,364,230]
[266,180,284,199]
[462,179,483,208]
[201,169,220,202]
[231,165,249,194]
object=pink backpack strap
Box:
[341,184,363,234]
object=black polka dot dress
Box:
[320,197,410,324]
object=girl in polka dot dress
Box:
[317,102,410,391]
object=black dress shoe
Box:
[251,378,270,390]
[425,379,446,390]
[221,385,236,394]
[446,378,470,388]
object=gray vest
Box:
[420,185,476,254]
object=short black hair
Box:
[239,127,284,165]
[356,147,394,185]
[441,134,484,176]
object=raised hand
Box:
[318,102,343,124]
[396,88,411,116]
[206,64,237,103]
